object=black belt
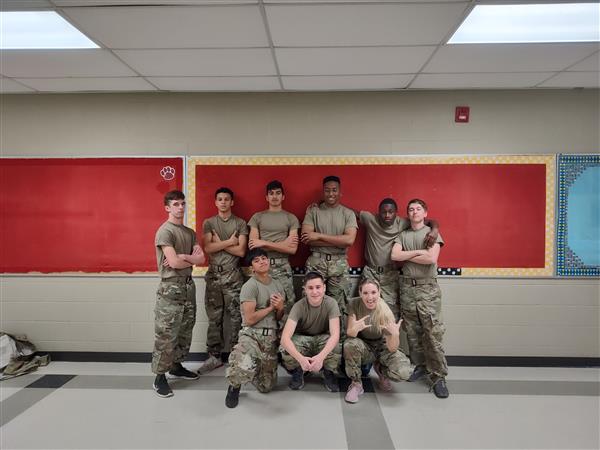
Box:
[402,277,437,286]
[371,265,396,274]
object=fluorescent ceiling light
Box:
[0,11,99,49]
[449,3,600,44]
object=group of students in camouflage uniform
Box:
[151,175,449,406]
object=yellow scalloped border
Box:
[187,155,555,277]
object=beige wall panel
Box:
[440,279,599,307]
[2,90,598,156]
[0,277,157,302]
[443,305,599,327]
[2,276,599,356]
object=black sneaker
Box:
[225,385,240,408]
[289,367,305,390]
[323,369,340,393]
[408,365,427,382]
[431,378,449,399]
[153,374,173,398]
[168,363,199,380]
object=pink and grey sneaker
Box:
[374,362,393,392]
[344,381,364,404]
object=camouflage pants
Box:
[400,281,448,378]
[269,258,296,319]
[361,265,400,320]
[280,334,342,374]
[306,254,350,333]
[204,267,243,354]
[226,328,278,393]
[152,279,196,374]
[343,337,413,382]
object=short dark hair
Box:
[215,187,234,200]
[246,248,268,265]
[303,271,325,285]
[164,190,185,206]
[266,180,284,194]
[407,198,428,212]
[379,197,398,210]
[322,175,340,186]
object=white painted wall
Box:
[1,90,599,357]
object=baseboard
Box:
[43,352,600,367]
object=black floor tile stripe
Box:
[1,375,77,427]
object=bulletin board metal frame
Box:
[187,154,555,277]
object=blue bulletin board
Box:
[557,154,600,277]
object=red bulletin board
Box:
[188,156,555,276]
[0,158,183,273]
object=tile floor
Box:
[1,362,599,449]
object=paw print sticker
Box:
[160,166,176,181]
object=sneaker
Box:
[344,381,364,404]
[408,365,427,382]
[225,385,241,408]
[373,362,393,392]
[197,354,224,375]
[168,363,199,380]
[431,378,449,399]
[153,374,173,398]
[323,369,339,393]
[289,367,305,390]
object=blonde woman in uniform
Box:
[343,278,413,403]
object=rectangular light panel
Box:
[449,3,600,44]
[1,11,99,49]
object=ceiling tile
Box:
[15,77,157,92]
[276,47,435,75]
[0,50,136,77]
[568,51,599,71]
[0,78,35,93]
[424,43,600,73]
[55,1,257,5]
[410,72,555,89]
[282,75,413,90]
[63,5,268,49]
[539,72,600,88]
[266,3,468,46]
[0,0,52,10]
[148,76,280,91]
[114,49,277,76]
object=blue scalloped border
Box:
[557,154,600,276]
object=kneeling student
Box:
[280,272,341,392]
[344,278,413,404]
[225,248,285,408]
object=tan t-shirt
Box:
[360,211,409,268]
[347,296,388,341]
[239,276,284,329]
[302,203,358,255]
[400,225,444,279]
[155,221,197,278]
[248,210,300,259]
[288,295,340,336]
[202,214,248,267]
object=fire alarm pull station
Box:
[455,106,469,123]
